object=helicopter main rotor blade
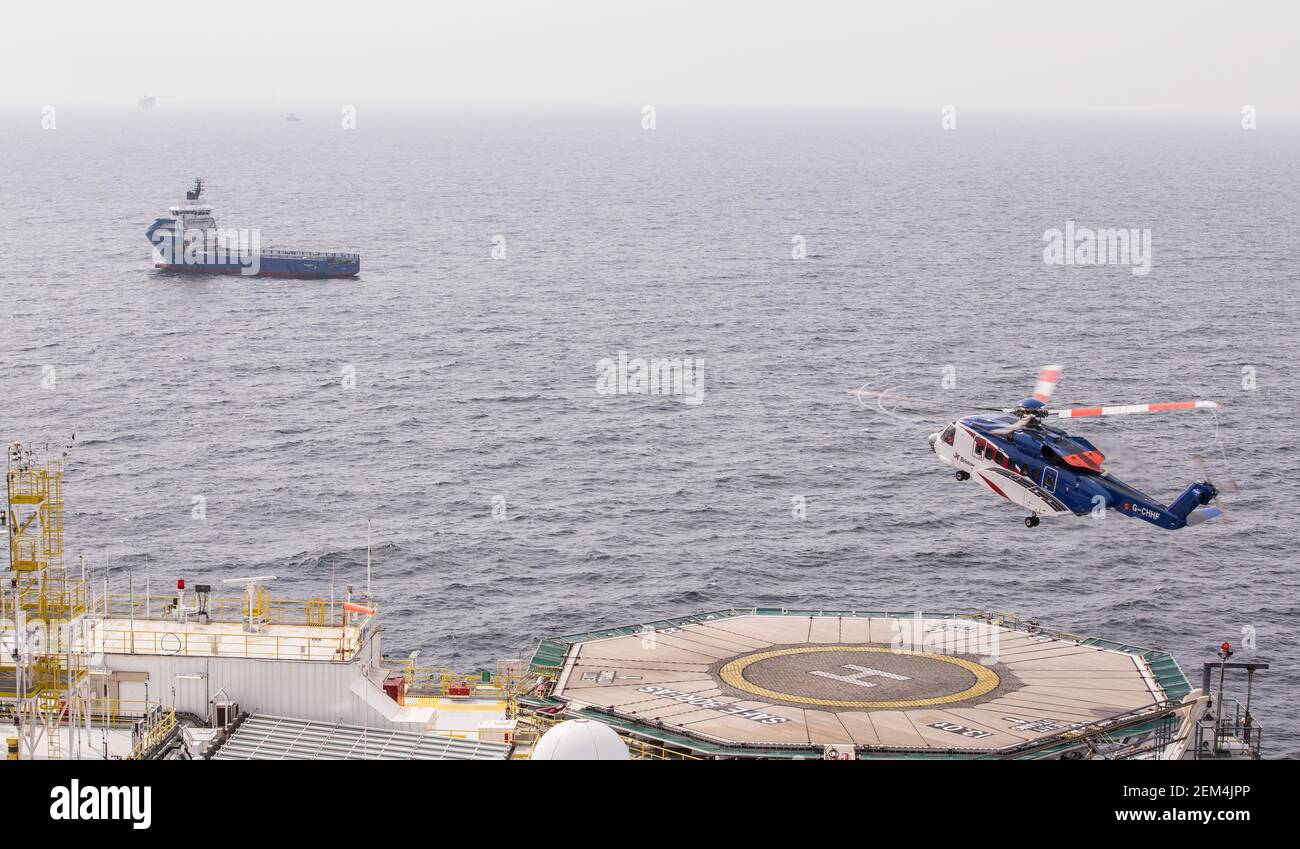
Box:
[849,389,948,407]
[1031,364,1063,404]
[1048,400,1221,418]
[848,389,1004,412]
[991,415,1034,436]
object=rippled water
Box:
[2,106,1296,756]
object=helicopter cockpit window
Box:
[942,425,955,446]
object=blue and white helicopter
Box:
[858,366,1224,530]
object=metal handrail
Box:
[76,699,181,760]
[93,628,359,662]
[379,664,526,699]
[98,593,360,627]
[7,581,89,619]
[129,710,177,760]
[1212,697,1263,756]
[0,653,88,699]
[82,697,170,723]
[512,710,702,760]
[261,248,360,260]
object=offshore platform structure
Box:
[1,442,93,759]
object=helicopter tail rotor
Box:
[1190,451,1238,525]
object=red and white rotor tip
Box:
[1053,399,1222,418]
[1032,365,1063,404]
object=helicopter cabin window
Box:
[973,437,987,457]
[942,425,956,446]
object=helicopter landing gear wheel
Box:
[1024,515,1040,528]
[955,471,970,481]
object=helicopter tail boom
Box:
[1110,479,1220,530]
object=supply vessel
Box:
[145,179,360,278]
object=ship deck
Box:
[0,721,139,760]
[94,616,365,661]
[537,610,1191,756]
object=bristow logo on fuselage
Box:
[950,424,1079,515]
[959,425,1026,475]
[49,779,151,830]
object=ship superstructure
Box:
[3,569,517,759]
[2,443,512,760]
[145,178,360,278]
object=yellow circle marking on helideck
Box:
[718,645,999,708]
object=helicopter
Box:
[856,365,1225,530]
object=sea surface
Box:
[1,105,1297,757]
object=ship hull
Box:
[155,258,360,278]
[146,214,360,279]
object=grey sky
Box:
[2,0,1296,114]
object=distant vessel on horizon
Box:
[145,178,361,278]
[138,95,157,109]
[286,112,301,122]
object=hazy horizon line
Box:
[2,100,1296,122]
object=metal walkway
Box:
[211,714,511,760]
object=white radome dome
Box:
[531,719,631,760]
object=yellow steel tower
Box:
[2,442,90,758]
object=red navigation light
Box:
[177,578,186,590]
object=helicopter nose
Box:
[928,433,938,452]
